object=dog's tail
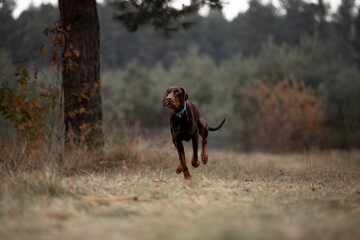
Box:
[209,118,226,131]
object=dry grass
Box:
[0,137,360,240]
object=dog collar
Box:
[171,102,186,118]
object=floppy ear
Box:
[180,87,188,102]
[161,89,168,107]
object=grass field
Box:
[0,138,360,240]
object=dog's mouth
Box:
[166,101,176,109]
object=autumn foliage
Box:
[0,21,77,151]
[40,20,79,72]
[241,77,325,152]
[0,59,50,146]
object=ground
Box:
[0,139,359,240]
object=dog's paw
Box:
[176,165,183,174]
[184,171,192,180]
[191,158,200,168]
[201,153,208,165]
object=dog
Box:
[162,86,225,179]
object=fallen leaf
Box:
[29,149,36,157]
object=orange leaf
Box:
[18,124,25,132]
[30,98,37,106]
[52,33,57,45]
[54,20,61,28]
[79,107,86,114]
[73,49,80,58]
[64,49,72,58]
[52,48,58,58]
[80,85,89,95]
[93,82,102,90]
[67,112,75,118]
[29,149,36,157]
[79,123,91,131]
[34,67,39,79]
[59,35,65,47]
[39,44,45,56]
[43,27,54,36]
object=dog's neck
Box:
[171,102,186,118]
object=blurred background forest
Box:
[1,0,360,152]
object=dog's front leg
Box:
[173,138,183,174]
[191,134,200,168]
[174,139,191,180]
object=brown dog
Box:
[162,86,225,179]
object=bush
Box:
[241,77,324,152]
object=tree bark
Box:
[58,0,103,149]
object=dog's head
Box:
[162,86,188,111]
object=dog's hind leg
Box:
[198,117,209,165]
[200,138,208,165]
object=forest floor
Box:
[1,138,360,240]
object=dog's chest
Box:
[176,132,192,142]
[171,119,196,142]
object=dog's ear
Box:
[180,87,188,102]
[161,88,168,107]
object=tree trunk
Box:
[58,0,103,149]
